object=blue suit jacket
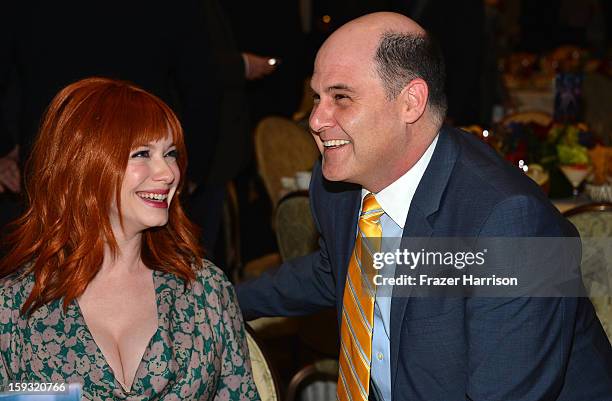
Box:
[237,126,612,400]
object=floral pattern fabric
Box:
[0,260,260,401]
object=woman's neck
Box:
[100,231,146,277]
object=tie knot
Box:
[361,193,384,221]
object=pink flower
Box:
[0,309,11,324]
[231,354,243,366]
[66,349,78,365]
[217,388,230,401]
[150,375,167,392]
[206,293,220,309]
[42,327,56,342]
[75,356,91,375]
[159,303,170,314]
[175,298,189,310]
[30,358,43,372]
[90,367,104,385]
[181,322,193,333]
[44,309,60,325]
[46,342,61,355]
[150,340,165,355]
[62,362,75,375]
[85,341,98,354]
[193,283,203,297]
[30,332,43,346]
[194,336,205,351]
[51,372,64,382]
[148,360,167,375]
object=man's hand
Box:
[0,147,21,193]
[243,52,277,80]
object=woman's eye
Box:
[131,150,149,158]
[165,149,178,158]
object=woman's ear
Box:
[398,78,428,124]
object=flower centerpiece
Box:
[496,121,599,197]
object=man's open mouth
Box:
[323,139,351,149]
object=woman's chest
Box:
[13,279,225,400]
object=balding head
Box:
[316,12,423,72]
[331,11,425,40]
[315,12,447,125]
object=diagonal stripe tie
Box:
[337,193,383,401]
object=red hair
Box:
[0,77,203,314]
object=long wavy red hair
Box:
[0,77,203,314]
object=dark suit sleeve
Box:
[236,163,337,320]
[465,195,589,400]
[203,0,246,89]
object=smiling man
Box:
[236,12,612,401]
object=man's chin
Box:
[321,164,351,183]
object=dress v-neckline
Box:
[74,269,163,394]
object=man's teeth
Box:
[323,139,350,147]
[138,192,168,201]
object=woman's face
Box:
[111,135,180,238]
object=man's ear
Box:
[398,78,428,124]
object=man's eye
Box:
[131,150,149,158]
[334,94,349,101]
[165,149,178,158]
[312,94,321,104]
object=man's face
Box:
[309,39,408,192]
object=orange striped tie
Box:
[337,193,383,401]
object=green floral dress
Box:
[0,260,260,401]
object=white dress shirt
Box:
[362,135,439,401]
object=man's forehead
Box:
[310,79,357,94]
[311,54,376,91]
[311,66,358,92]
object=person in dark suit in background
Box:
[222,0,308,125]
[236,12,612,401]
[0,0,216,233]
[191,0,278,257]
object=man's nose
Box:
[309,100,334,134]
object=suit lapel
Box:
[329,182,361,316]
[390,127,460,394]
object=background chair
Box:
[274,191,339,364]
[285,359,339,401]
[501,111,552,126]
[223,180,282,284]
[254,116,320,208]
[564,202,612,343]
[246,324,282,401]
[275,192,318,261]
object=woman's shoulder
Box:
[0,269,33,306]
[188,259,237,307]
[0,269,33,334]
[192,258,232,290]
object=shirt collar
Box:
[361,134,439,229]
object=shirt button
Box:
[377,352,384,361]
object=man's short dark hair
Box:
[374,32,447,121]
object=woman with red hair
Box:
[0,78,259,400]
